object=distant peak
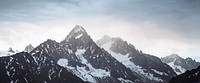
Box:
[103,35,111,38]
[165,53,182,60]
[170,54,180,57]
[28,44,33,47]
[24,44,34,53]
[101,35,112,40]
[8,47,15,53]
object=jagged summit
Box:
[169,54,181,58]
[63,25,88,42]
[24,44,34,53]
[73,25,86,33]
[96,35,124,47]
[8,47,15,53]
[161,54,183,63]
[102,35,112,39]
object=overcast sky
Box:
[0,0,200,61]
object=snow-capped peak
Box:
[73,25,86,33]
[63,25,89,42]
[96,35,112,46]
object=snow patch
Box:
[167,59,186,75]
[58,49,110,83]
[75,49,110,77]
[117,78,133,83]
[57,59,69,67]
[101,41,163,82]
[151,69,168,76]
[74,25,85,33]
[101,41,112,51]
[75,34,83,39]
[0,51,16,57]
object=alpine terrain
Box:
[1,25,193,83]
[96,35,177,83]
[161,54,200,75]
[32,25,145,83]
[0,51,84,83]
[0,47,16,57]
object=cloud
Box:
[0,0,200,60]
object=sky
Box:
[0,0,200,61]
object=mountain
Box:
[32,25,146,83]
[161,54,200,75]
[8,47,15,53]
[24,44,34,53]
[0,51,84,83]
[96,35,177,83]
[0,47,16,57]
[169,65,200,83]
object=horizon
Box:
[0,0,200,61]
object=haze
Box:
[0,0,200,61]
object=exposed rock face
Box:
[169,66,200,83]
[96,35,177,83]
[0,52,84,83]
[161,54,200,75]
[32,25,143,83]
[8,47,15,53]
[24,44,34,53]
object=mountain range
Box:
[96,35,176,82]
[161,54,200,75]
[0,25,199,83]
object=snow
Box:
[32,56,38,65]
[74,25,85,33]
[48,68,56,80]
[75,34,83,39]
[75,49,110,78]
[24,77,28,83]
[57,59,69,67]
[0,51,16,57]
[67,49,73,54]
[167,59,186,75]
[58,69,62,78]
[101,41,163,82]
[117,78,133,83]
[101,41,112,51]
[57,49,110,83]
[6,71,10,76]
[194,71,199,76]
[151,69,168,76]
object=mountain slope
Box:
[0,47,16,57]
[161,54,200,75]
[96,35,177,83]
[0,52,84,83]
[32,25,145,83]
[169,66,200,83]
